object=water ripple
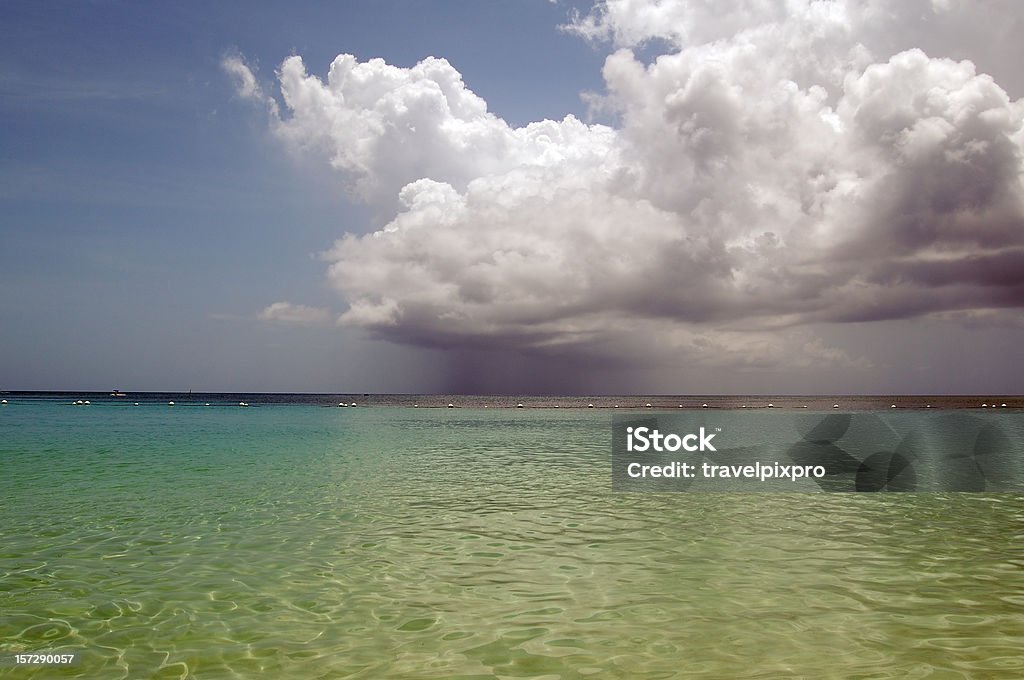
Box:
[2,407,1023,677]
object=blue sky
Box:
[0,1,601,392]
[3,1,1024,394]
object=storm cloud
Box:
[226,0,1024,378]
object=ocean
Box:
[2,393,1023,678]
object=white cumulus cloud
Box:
[226,0,1024,378]
[258,302,332,326]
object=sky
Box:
[2,0,1023,395]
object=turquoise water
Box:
[2,401,1024,678]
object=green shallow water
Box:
[2,404,1023,678]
